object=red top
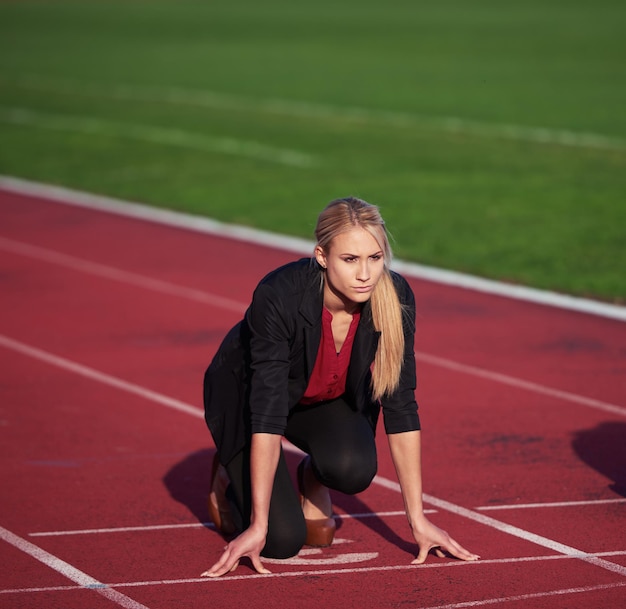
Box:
[300,308,361,404]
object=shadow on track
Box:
[163,448,213,525]
[572,421,626,497]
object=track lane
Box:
[1,187,625,608]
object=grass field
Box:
[0,0,624,301]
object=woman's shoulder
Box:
[257,257,320,293]
[249,258,321,312]
[248,257,322,325]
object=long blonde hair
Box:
[315,197,405,400]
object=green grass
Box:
[1,0,625,301]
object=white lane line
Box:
[0,177,315,255]
[1,236,623,419]
[476,498,626,511]
[340,510,410,519]
[2,175,626,322]
[421,493,626,578]
[421,582,626,609]
[8,74,626,152]
[0,106,316,168]
[0,236,246,314]
[3,555,626,595]
[381,480,626,578]
[0,334,205,420]
[27,499,625,538]
[415,352,626,418]
[0,525,151,608]
[29,523,216,537]
[1,335,625,580]
[28,511,433,538]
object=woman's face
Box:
[315,227,385,310]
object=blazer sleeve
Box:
[381,273,421,434]
[246,280,294,436]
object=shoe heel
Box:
[297,457,336,547]
[208,453,236,536]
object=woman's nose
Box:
[357,261,370,281]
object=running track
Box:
[0,180,625,609]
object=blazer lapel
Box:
[299,269,324,383]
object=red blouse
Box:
[300,307,361,404]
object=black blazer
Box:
[203,257,420,465]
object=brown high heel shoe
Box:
[297,457,336,547]
[207,453,236,536]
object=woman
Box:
[202,197,478,577]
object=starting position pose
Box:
[202,197,479,576]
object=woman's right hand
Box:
[200,525,271,578]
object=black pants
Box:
[223,397,378,559]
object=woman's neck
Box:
[323,282,361,316]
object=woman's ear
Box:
[314,245,327,269]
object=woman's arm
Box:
[249,433,282,533]
[202,433,282,577]
[388,430,479,563]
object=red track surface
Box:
[1,186,625,609]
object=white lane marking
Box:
[0,236,247,313]
[0,106,316,168]
[415,352,626,418]
[340,510,411,519]
[26,499,624,538]
[0,334,205,420]
[2,175,626,322]
[30,523,216,537]
[0,525,151,608]
[421,582,626,609]
[8,74,626,152]
[28,511,436,538]
[1,236,623,419]
[3,555,626,595]
[263,544,380,566]
[392,258,626,323]
[420,493,626,578]
[476,498,626,511]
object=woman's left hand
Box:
[410,514,480,564]
[200,525,271,578]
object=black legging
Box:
[223,397,378,559]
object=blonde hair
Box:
[315,197,405,401]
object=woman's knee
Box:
[315,449,377,495]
